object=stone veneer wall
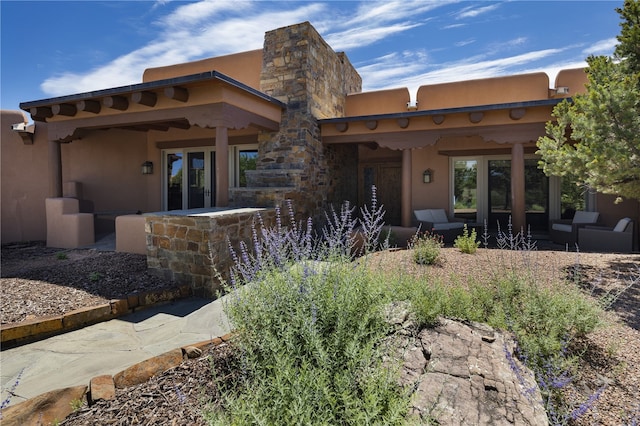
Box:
[233,22,362,221]
[145,208,276,297]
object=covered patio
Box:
[20,71,284,249]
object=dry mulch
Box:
[1,242,639,425]
[1,241,179,325]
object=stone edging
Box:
[0,334,233,426]
[0,285,192,348]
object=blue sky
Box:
[1,1,622,112]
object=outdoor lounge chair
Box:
[549,211,600,245]
[578,217,634,253]
[414,208,465,242]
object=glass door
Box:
[187,152,205,209]
[164,149,215,211]
[451,156,550,232]
[488,159,512,227]
[487,159,548,231]
[453,160,478,223]
[166,152,183,211]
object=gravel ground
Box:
[1,242,639,425]
[1,242,178,325]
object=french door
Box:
[164,149,216,211]
[451,156,551,232]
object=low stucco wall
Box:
[1,110,49,243]
[146,208,276,297]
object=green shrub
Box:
[56,252,68,260]
[409,232,443,265]
[453,224,480,254]
[210,262,411,425]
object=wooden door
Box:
[359,163,402,225]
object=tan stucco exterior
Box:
[1,22,638,251]
[142,49,263,89]
[1,110,49,242]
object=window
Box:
[237,149,257,187]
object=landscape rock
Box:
[395,318,549,425]
[183,345,203,359]
[0,385,86,426]
[89,375,115,404]
[113,348,183,388]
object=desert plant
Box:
[209,194,412,425]
[214,264,409,425]
[409,231,443,265]
[88,272,102,282]
[453,224,480,254]
[56,252,68,260]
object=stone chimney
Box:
[231,21,361,219]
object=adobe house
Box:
[2,22,638,291]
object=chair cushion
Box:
[573,211,599,224]
[430,209,449,223]
[414,209,433,223]
[613,217,632,232]
[432,222,465,231]
[552,223,573,233]
[414,209,450,224]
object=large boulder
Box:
[385,305,548,425]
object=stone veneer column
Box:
[254,22,362,218]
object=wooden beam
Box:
[131,91,157,107]
[469,112,484,123]
[168,120,190,130]
[164,86,189,102]
[52,103,77,116]
[77,100,101,114]
[509,108,526,120]
[103,96,129,111]
[397,117,409,129]
[30,107,53,121]
[335,122,348,132]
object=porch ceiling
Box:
[20,71,285,143]
[320,99,562,150]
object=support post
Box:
[49,140,63,197]
[215,126,229,207]
[511,143,526,233]
[401,149,412,227]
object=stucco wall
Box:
[1,110,49,243]
[345,88,411,116]
[555,68,589,95]
[59,129,153,213]
[417,72,550,110]
[142,49,263,89]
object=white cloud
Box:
[455,3,501,19]
[582,37,617,56]
[39,0,457,96]
[360,47,568,97]
[325,23,423,51]
[41,1,327,96]
[455,38,475,47]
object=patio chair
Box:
[414,208,465,242]
[549,211,600,245]
[578,217,634,253]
